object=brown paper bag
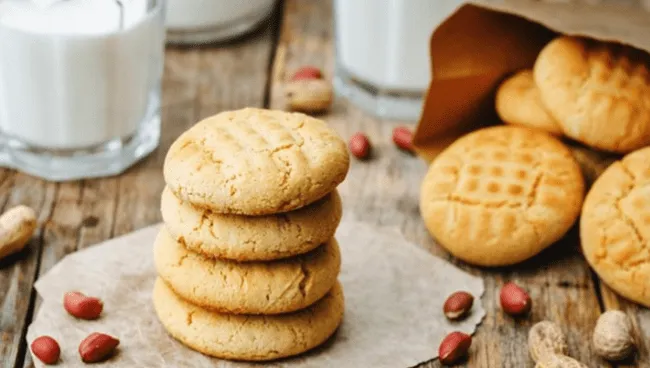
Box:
[413,0,650,167]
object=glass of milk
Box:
[0,0,165,181]
[334,0,463,121]
[165,0,276,44]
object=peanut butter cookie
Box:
[581,146,650,307]
[153,278,344,361]
[420,126,584,266]
[495,70,562,135]
[161,187,342,261]
[534,36,650,153]
[154,228,340,314]
[164,108,349,215]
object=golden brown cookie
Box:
[154,227,340,314]
[153,278,344,361]
[164,108,350,215]
[581,146,650,307]
[534,36,650,153]
[420,126,585,266]
[160,187,342,261]
[495,70,562,135]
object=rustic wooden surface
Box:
[0,0,648,367]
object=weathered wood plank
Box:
[76,178,120,249]
[20,178,119,368]
[268,1,610,367]
[0,173,56,368]
[17,181,88,368]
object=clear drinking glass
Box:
[165,0,276,44]
[333,0,462,121]
[0,0,165,181]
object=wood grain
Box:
[0,174,56,368]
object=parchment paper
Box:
[27,218,485,367]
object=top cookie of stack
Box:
[162,107,350,261]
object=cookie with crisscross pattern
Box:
[534,36,650,153]
[420,126,584,266]
[164,108,349,215]
[581,146,650,307]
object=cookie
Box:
[495,70,563,135]
[153,278,344,361]
[534,36,650,153]
[154,228,340,314]
[164,108,350,215]
[161,187,342,261]
[580,146,650,307]
[420,126,585,266]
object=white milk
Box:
[335,0,462,91]
[166,0,276,43]
[0,0,162,149]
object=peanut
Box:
[64,291,103,320]
[285,79,333,114]
[528,321,568,362]
[438,331,472,365]
[392,126,415,153]
[290,66,323,81]
[593,310,635,361]
[79,332,120,363]
[0,205,37,260]
[443,291,474,321]
[31,336,60,365]
[499,282,531,316]
[349,133,371,159]
[535,354,588,368]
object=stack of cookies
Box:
[152,108,350,361]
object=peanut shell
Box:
[0,205,37,260]
[534,354,588,368]
[528,321,568,362]
[593,310,635,361]
[285,79,333,113]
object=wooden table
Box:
[1,1,648,367]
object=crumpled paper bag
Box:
[27,218,485,367]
